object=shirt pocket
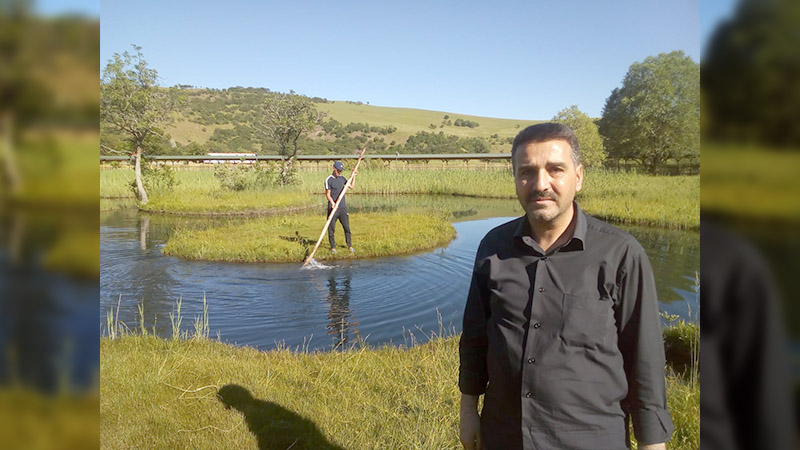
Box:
[560,293,612,348]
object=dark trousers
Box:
[327,206,351,249]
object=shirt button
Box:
[527,358,535,364]
[541,256,547,261]
[533,323,541,329]
[537,287,544,293]
[525,392,533,398]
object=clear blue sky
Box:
[36,0,99,17]
[100,0,729,120]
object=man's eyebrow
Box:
[546,161,568,169]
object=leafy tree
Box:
[552,105,606,168]
[702,0,800,146]
[259,91,323,185]
[0,1,51,193]
[598,51,699,173]
[101,45,180,203]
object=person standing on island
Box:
[325,161,357,254]
[459,123,672,450]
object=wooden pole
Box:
[302,146,367,266]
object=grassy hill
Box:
[156,89,542,154]
[316,101,541,145]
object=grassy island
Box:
[162,212,457,263]
[100,330,698,450]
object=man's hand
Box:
[460,394,481,450]
[639,443,666,450]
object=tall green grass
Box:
[0,389,99,449]
[702,144,800,222]
[101,317,699,450]
[100,166,699,228]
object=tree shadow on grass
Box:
[217,384,346,450]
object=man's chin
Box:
[525,209,555,223]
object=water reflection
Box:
[325,269,360,349]
[0,208,99,392]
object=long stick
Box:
[302,146,367,266]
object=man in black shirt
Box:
[325,161,357,254]
[459,123,672,450]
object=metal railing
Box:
[100,153,512,163]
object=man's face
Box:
[514,139,583,225]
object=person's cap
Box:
[333,161,344,171]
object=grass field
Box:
[317,102,542,146]
[100,329,698,450]
[166,119,233,146]
[101,166,699,229]
[702,144,800,222]
[5,132,98,208]
[0,389,99,450]
[163,211,456,263]
[163,100,541,149]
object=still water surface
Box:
[100,196,699,351]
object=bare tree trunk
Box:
[134,145,148,204]
[0,111,22,195]
[278,140,300,186]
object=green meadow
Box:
[317,102,541,145]
[100,326,698,450]
[0,389,98,450]
[101,166,699,229]
[164,100,540,150]
[702,144,800,222]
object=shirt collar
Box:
[513,202,586,252]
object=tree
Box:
[598,51,699,173]
[702,0,800,146]
[0,1,51,194]
[552,105,606,168]
[100,45,180,204]
[260,91,323,186]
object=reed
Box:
[100,166,699,228]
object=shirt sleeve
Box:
[616,243,674,445]
[459,250,491,395]
[324,176,330,190]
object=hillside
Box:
[117,88,543,155]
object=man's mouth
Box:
[530,195,556,203]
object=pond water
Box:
[0,208,98,392]
[100,195,699,352]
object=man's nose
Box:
[534,169,550,192]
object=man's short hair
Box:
[511,122,581,169]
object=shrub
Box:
[134,162,179,197]
[662,313,699,378]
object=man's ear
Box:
[575,164,584,192]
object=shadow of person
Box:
[217,384,346,450]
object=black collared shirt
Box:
[459,204,673,450]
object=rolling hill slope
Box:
[161,89,543,153]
